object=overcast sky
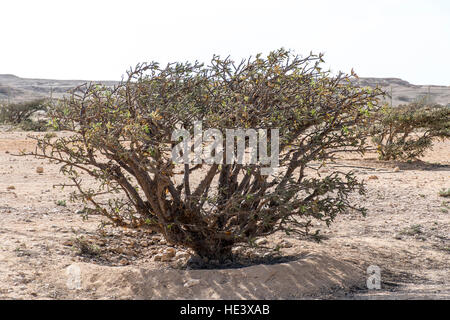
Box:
[1,0,449,85]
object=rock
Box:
[62,240,73,246]
[184,279,201,288]
[7,185,15,190]
[232,246,244,254]
[368,175,378,180]
[153,253,163,261]
[278,240,293,248]
[175,251,190,260]
[97,240,106,247]
[164,247,176,258]
[393,167,400,172]
[66,264,82,290]
[155,248,176,262]
[36,167,44,174]
[255,238,268,246]
[160,254,172,262]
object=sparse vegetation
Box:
[55,200,67,207]
[438,188,450,198]
[73,236,100,257]
[369,101,450,160]
[400,224,424,236]
[0,99,49,131]
[24,49,384,260]
[0,99,46,124]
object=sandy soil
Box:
[0,128,449,299]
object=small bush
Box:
[25,49,383,260]
[0,99,47,124]
[369,102,450,160]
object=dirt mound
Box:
[49,254,363,299]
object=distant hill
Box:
[0,74,118,103]
[354,77,450,106]
[1,74,449,106]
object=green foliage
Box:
[55,199,67,206]
[369,101,450,160]
[25,49,383,260]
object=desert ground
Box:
[0,126,448,300]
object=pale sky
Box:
[1,0,449,85]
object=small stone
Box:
[232,246,244,254]
[160,254,172,262]
[184,279,201,288]
[97,240,106,247]
[164,247,176,258]
[62,240,73,246]
[368,175,379,180]
[175,251,190,260]
[36,167,44,174]
[279,240,293,248]
[393,167,400,172]
[255,238,268,246]
[7,185,15,190]
[153,253,163,261]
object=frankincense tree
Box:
[25,49,383,260]
[369,101,450,160]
